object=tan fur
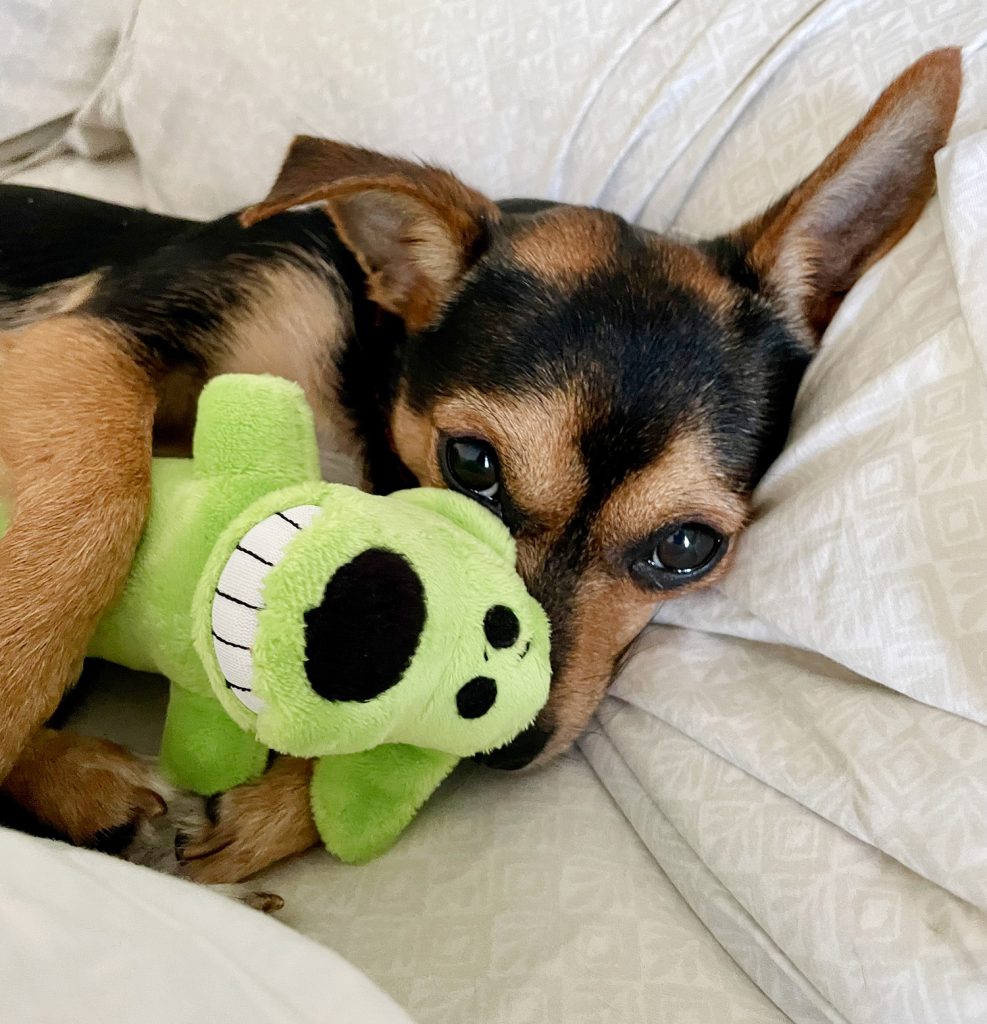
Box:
[392,387,588,533]
[215,259,365,485]
[1,729,167,844]
[536,570,658,760]
[531,429,745,762]
[511,207,619,284]
[659,242,739,322]
[178,757,318,883]
[0,316,155,781]
[597,429,748,551]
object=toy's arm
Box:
[192,374,321,484]
[160,680,270,796]
[310,745,459,864]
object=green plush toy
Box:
[78,374,551,863]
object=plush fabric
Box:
[86,373,551,863]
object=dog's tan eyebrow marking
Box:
[594,426,748,556]
[214,260,365,483]
[391,387,588,532]
[509,207,620,285]
[653,239,739,323]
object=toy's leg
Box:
[0,316,155,780]
[160,682,269,796]
[0,728,169,848]
[176,756,319,883]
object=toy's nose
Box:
[456,675,497,719]
[484,605,519,648]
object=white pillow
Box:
[657,44,987,726]
[0,0,134,165]
[85,0,987,220]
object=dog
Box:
[0,50,961,883]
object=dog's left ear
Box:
[724,48,962,345]
[241,137,500,333]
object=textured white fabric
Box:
[0,0,134,165]
[0,826,415,1024]
[8,4,987,1024]
[581,35,987,1024]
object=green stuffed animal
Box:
[76,373,551,864]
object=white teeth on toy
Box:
[211,505,322,714]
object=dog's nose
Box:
[474,722,551,770]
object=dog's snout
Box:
[474,721,551,770]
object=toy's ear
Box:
[389,488,516,566]
[193,374,321,483]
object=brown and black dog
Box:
[0,50,961,882]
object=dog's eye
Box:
[443,437,500,502]
[652,523,721,573]
[631,522,725,588]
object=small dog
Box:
[0,50,960,882]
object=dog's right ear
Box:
[241,137,499,333]
[721,48,962,347]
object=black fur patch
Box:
[304,549,426,702]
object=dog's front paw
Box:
[122,789,284,912]
[175,757,319,884]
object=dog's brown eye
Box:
[630,521,725,590]
[444,438,500,501]
[652,523,722,573]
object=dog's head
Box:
[243,50,960,767]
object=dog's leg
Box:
[176,756,319,883]
[0,727,169,849]
[0,316,155,782]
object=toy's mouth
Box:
[211,504,322,714]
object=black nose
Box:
[456,676,498,719]
[474,722,551,770]
[484,605,520,648]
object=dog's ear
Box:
[241,137,500,333]
[725,48,961,346]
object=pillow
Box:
[656,43,987,727]
[84,0,987,220]
[0,0,134,166]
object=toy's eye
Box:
[443,437,500,504]
[484,605,519,649]
[630,522,725,589]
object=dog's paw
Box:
[4,733,172,852]
[122,789,284,912]
[174,760,319,884]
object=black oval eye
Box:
[484,605,520,649]
[456,676,498,719]
[652,522,722,574]
[444,438,500,501]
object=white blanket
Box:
[0,827,414,1024]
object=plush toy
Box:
[74,374,552,863]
